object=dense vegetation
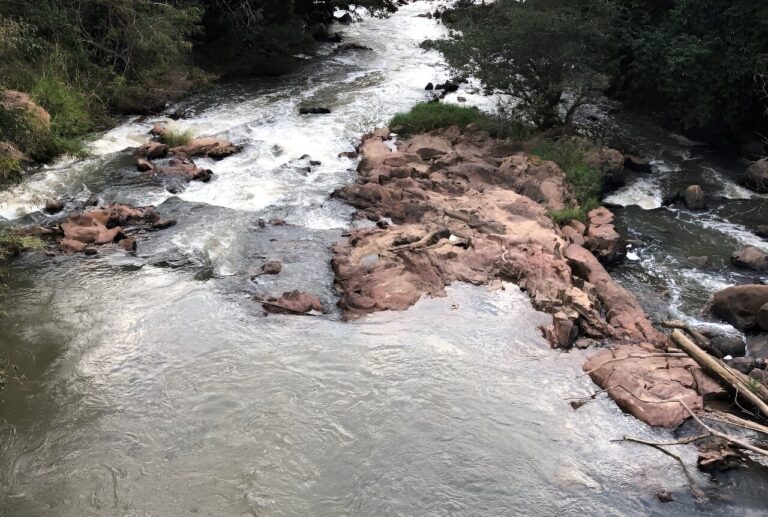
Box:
[435,0,768,147]
[0,0,397,166]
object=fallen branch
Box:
[702,409,768,436]
[662,320,722,358]
[612,435,708,502]
[671,329,768,421]
[678,398,768,458]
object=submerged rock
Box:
[259,290,323,314]
[299,107,331,115]
[731,246,768,271]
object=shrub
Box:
[0,229,43,259]
[162,125,195,147]
[531,138,602,224]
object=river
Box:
[1,2,768,515]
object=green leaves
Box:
[433,0,620,129]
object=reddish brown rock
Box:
[332,126,656,348]
[154,154,212,182]
[136,141,169,160]
[44,199,65,214]
[731,246,768,271]
[583,344,725,427]
[171,137,240,160]
[261,290,323,314]
[136,158,154,172]
[585,207,623,265]
[149,123,167,137]
[60,237,87,254]
[119,236,137,252]
[56,204,159,253]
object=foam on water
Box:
[604,175,663,209]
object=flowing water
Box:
[2,3,768,515]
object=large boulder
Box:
[710,284,768,331]
[744,159,768,193]
[584,343,724,427]
[731,246,768,271]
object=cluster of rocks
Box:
[22,202,176,255]
[329,124,724,428]
[134,123,240,192]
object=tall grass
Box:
[162,125,195,147]
[390,102,529,139]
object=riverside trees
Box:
[434,0,768,144]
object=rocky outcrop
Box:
[743,159,768,193]
[133,124,241,191]
[331,124,723,428]
[710,284,768,331]
[332,125,663,347]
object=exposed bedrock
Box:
[331,125,721,427]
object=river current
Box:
[1,2,768,515]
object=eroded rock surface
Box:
[583,344,725,427]
[332,126,662,346]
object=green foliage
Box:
[0,229,43,260]
[431,0,620,129]
[547,206,588,225]
[0,154,22,184]
[532,138,602,224]
[614,0,768,133]
[390,102,530,139]
[391,103,490,133]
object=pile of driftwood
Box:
[577,321,768,502]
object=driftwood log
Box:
[671,329,768,420]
